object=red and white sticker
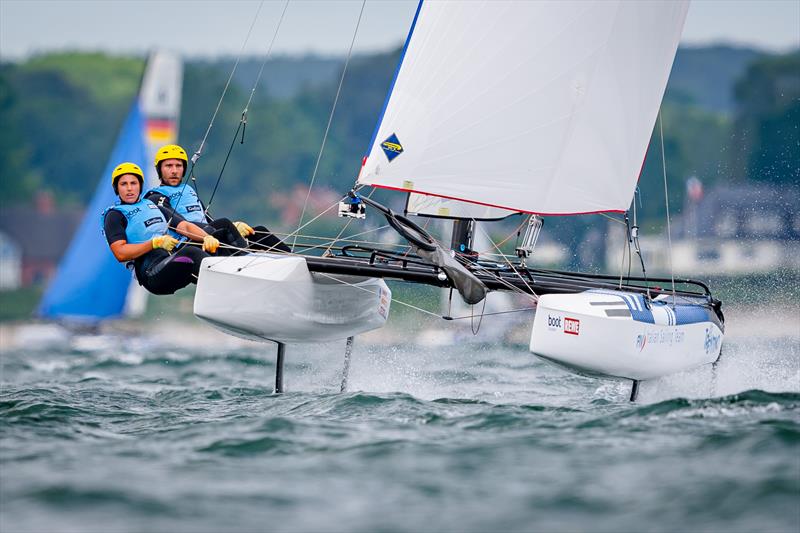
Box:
[563,317,580,335]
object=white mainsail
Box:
[405,192,517,220]
[358,0,689,215]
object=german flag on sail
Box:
[145,118,177,144]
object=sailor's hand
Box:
[233,220,255,237]
[202,235,220,253]
[152,235,178,252]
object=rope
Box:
[205,0,291,211]
[618,216,631,289]
[291,225,403,256]
[193,1,265,166]
[163,1,265,230]
[475,224,538,301]
[293,0,367,249]
[449,306,536,321]
[313,272,442,319]
[265,228,409,250]
[659,111,677,303]
[322,188,378,256]
[470,297,487,335]
[221,196,350,273]
[475,216,529,254]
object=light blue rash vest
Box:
[147,184,207,224]
[102,199,180,243]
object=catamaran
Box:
[193,0,725,399]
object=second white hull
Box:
[530,291,724,380]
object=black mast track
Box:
[301,247,715,301]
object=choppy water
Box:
[1,327,798,533]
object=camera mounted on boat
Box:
[339,192,366,219]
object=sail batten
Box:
[358,0,689,215]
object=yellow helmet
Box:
[154,144,188,170]
[111,162,144,191]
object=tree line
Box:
[1,46,797,231]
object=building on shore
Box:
[606,182,800,277]
[0,192,82,288]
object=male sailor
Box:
[144,144,290,255]
[103,162,220,295]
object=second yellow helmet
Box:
[154,144,188,168]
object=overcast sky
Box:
[1,0,798,60]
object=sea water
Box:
[1,316,798,533]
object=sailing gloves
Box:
[202,235,220,253]
[233,221,255,238]
[152,235,178,252]
[152,234,219,254]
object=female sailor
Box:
[103,162,220,295]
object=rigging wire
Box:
[313,271,535,323]
[322,188,378,256]
[470,297,488,335]
[475,224,538,301]
[475,216,530,255]
[293,0,367,250]
[265,226,404,250]
[193,1,266,167]
[618,214,632,289]
[233,197,346,272]
[205,0,291,212]
[659,110,677,304]
[313,272,442,319]
[162,1,265,230]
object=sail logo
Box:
[564,317,580,335]
[381,133,404,162]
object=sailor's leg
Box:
[629,380,640,402]
[248,225,292,253]
[207,218,247,255]
[139,247,206,295]
[340,336,355,393]
[274,342,286,394]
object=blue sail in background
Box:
[38,102,147,322]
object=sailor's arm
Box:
[174,220,219,253]
[109,238,176,262]
[174,220,208,241]
[104,209,178,262]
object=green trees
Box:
[1,47,797,227]
[0,53,143,206]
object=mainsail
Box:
[358,0,689,215]
[405,192,517,221]
[38,51,182,322]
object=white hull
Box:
[530,291,723,380]
[194,254,391,343]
